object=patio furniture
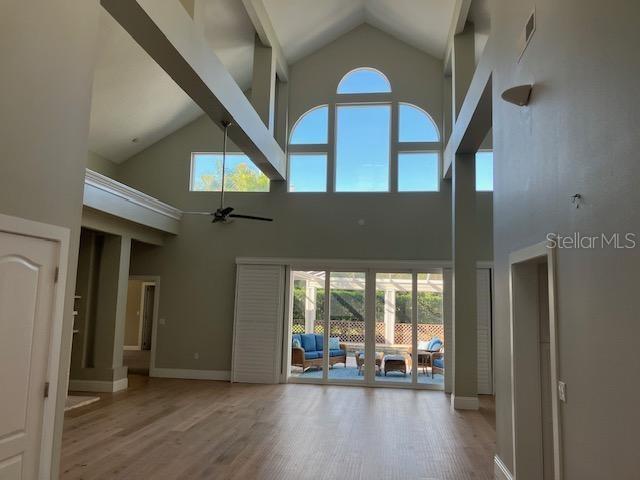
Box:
[415,337,445,376]
[383,354,407,376]
[409,350,431,374]
[431,352,444,376]
[355,351,383,375]
[291,333,347,371]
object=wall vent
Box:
[518,8,536,61]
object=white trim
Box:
[68,377,128,393]
[237,256,493,270]
[150,368,231,381]
[0,213,70,479]
[85,169,182,220]
[129,275,161,375]
[509,237,562,479]
[450,394,479,410]
[122,346,141,351]
[494,455,513,480]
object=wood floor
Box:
[61,375,496,480]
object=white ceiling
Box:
[264,0,456,62]
[89,0,456,163]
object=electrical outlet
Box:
[193,352,199,360]
[159,318,166,325]
[558,381,567,402]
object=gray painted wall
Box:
[117,25,493,373]
[0,1,99,476]
[489,0,640,476]
[88,150,120,178]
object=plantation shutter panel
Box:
[232,264,285,384]
[477,268,493,394]
[443,268,453,394]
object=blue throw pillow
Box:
[427,337,442,351]
[300,333,316,352]
[329,337,340,350]
[292,338,301,348]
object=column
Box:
[384,289,396,344]
[452,23,475,121]
[251,34,277,132]
[304,283,316,333]
[451,153,478,409]
[70,233,131,391]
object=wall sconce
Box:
[501,84,533,106]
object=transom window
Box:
[337,67,391,94]
[288,68,440,193]
[190,152,269,192]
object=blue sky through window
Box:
[191,153,269,192]
[399,104,439,142]
[337,68,391,94]
[475,151,494,191]
[336,104,391,192]
[290,106,328,144]
[289,154,327,192]
[398,152,439,191]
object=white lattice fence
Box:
[292,320,443,345]
[394,323,444,345]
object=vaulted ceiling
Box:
[88,0,457,163]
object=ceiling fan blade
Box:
[182,211,214,215]
[228,213,274,222]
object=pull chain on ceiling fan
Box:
[184,120,274,223]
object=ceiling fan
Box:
[184,120,273,224]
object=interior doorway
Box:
[123,277,157,375]
[510,241,562,479]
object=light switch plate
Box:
[159,318,166,325]
[558,381,567,402]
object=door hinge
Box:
[54,267,59,283]
[44,382,50,398]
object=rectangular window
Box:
[335,104,391,192]
[398,152,439,192]
[190,153,269,192]
[288,154,327,192]
[476,151,494,191]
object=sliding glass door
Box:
[288,267,445,389]
[327,272,366,382]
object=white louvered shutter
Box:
[232,264,285,383]
[477,268,493,394]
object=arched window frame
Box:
[287,68,441,193]
[336,67,392,95]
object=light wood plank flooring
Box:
[61,375,495,480]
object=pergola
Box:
[293,271,443,344]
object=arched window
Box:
[289,105,328,145]
[288,68,441,193]
[337,68,391,94]
[398,103,439,142]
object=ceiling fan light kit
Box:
[183,120,274,224]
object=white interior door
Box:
[0,231,58,479]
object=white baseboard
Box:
[69,377,128,393]
[494,455,513,480]
[451,394,480,410]
[150,368,230,381]
[123,345,141,351]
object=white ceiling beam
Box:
[241,0,289,81]
[101,0,286,180]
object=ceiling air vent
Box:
[518,9,536,61]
